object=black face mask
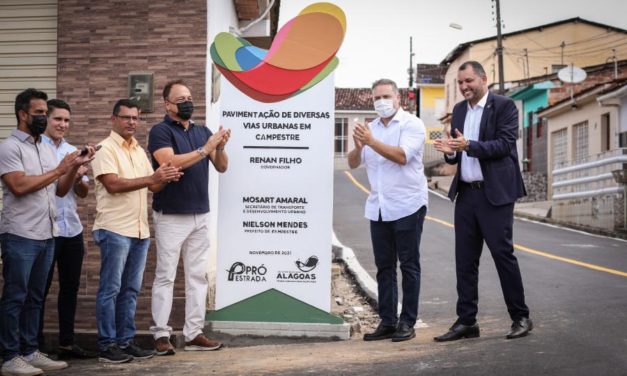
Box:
[176,101,194,121]
[27,114,47,137]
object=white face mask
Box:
[374,98,396,118]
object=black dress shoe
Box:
[57,344,99,359]
[506,317,533,339]
[433,322,480,342]
[363,323,397,341]
[391,322,415,342]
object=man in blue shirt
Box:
[38,99,97,359]
[148,80,230,355]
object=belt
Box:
[459,180,484,189]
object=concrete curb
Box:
[430,177,626,240]
[331,231,378,302]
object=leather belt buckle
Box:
[469,181,484,189]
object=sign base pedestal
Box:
[207,320,350,340]
[206,288,350,339]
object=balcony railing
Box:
[551,148,627,200]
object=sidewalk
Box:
[428,175,553,220]
[40,257,384,375]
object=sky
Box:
[278,0,627,88]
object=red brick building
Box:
[0,0,279,339]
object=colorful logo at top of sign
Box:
[210,2,346,103]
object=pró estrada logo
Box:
[226,261,267,282]
[276,255,318,283]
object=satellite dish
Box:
[558,65,587,84]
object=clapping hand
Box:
[216,126,231,150]
[434,129,468,154]
[353,122,373,146]
[152,161,183,184]
[447,129,469,152]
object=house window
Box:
[551,128,567,169]
[334,117,348,155]
[572,121,588,163]
[620,131,627,148]
[601,113,610,152]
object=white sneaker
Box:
[1,357,43,376]
[25,351,68,371]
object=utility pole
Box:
[408,36,416,114]
[494,0,505,94]
[612,48,618,79]
[408,36,414,88]
[524,48,529,79]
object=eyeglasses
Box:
[116,115,139,122]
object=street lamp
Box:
[611,169,627,230]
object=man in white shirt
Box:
[348,78,428,342]
[433,61,530,342]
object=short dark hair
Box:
[15,88,48,124]
[459,61,487,77]
[163,80,189,100]
[113,99,140,115]
[47,99,71,115]
[371,78,399,94]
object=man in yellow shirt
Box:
[91,99,181,364]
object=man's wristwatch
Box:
[463,140,470,152]
[196,147,208,158]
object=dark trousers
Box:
[454,185,529,325]
[370,206,426,327]
[38,232,85,347]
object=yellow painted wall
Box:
[420,86,444,108]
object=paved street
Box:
[42,166,627,376]
[334,167,627,375]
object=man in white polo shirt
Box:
[348,78,428,343]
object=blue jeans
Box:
[370,207,426,327]
[93,229,149,351]
[0,233,54,362]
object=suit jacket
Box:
[445,92,526,206]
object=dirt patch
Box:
[330,260,379,339]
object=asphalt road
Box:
[333,167,627,376]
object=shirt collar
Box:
[468,92,489,110]
[164,114,195,130]
[11,129,38,144]
[109,130,138,149]
[41,134,66,149]
[376,108,404,127]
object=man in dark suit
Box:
[433,61,532,341]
